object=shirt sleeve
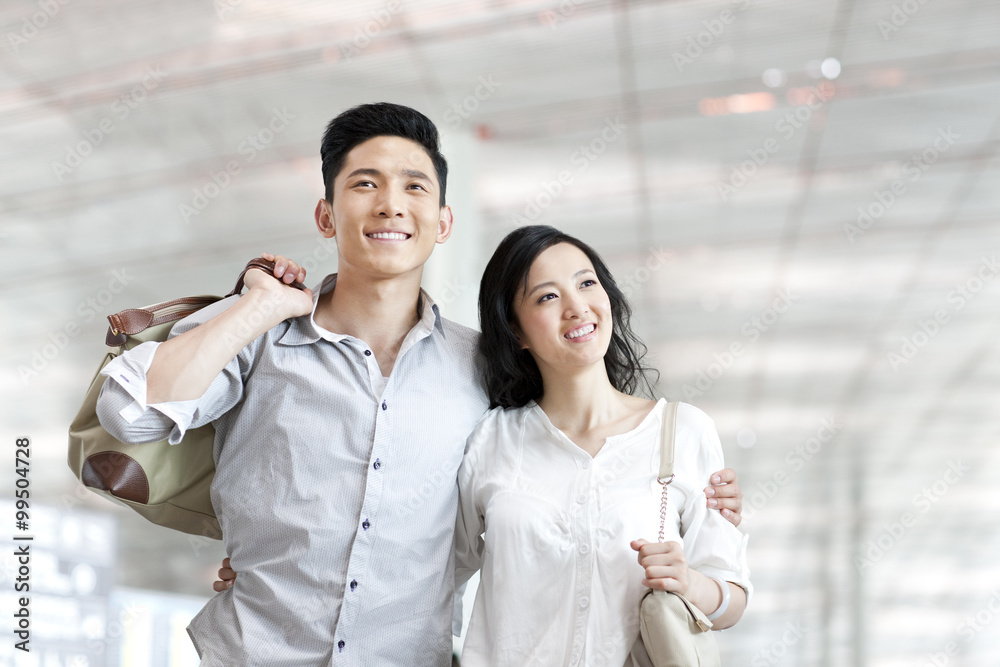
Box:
[96,294,257,445]
[453,414,493,636]
[677,408,753,603]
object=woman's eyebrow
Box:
[526,269,594,296]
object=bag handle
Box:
[105,258,307,346]
[656,401,679,543]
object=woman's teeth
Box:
[566,324,595,339]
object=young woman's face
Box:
[513,242,613,373]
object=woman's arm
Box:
[630,540,747,629]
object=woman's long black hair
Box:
[478,225,659,409]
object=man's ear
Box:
[315,199,336,238]
[436,205,454,244]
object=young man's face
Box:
[315,135,453,282]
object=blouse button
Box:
[579,544,590,555]
[579,597,590,609]
[576,494,587,505]
[581,460,591,469]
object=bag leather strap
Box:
[658,401,679,480]
[105,258,307,346]
[655,401,679,544]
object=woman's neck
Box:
[535,362,630,435]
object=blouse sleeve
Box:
[454,413,491,590]
[677,408,753,602]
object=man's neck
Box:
[315,267,424,368]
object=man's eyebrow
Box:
[344,168,432,183]
[525,269,595,296]
[403,169,431,181]
[344,168,381,180]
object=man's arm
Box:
[147,265,312,403]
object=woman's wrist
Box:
[685,570,723,617]
[706,576,730,621]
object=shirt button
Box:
[381,400,387,411]
[579,597,589,609]
[373,459,381,470]
[579,544,590,555]
[362,519,370,530]
[338,640,345,651]
[364,350,372,356]
[576,494,587,505]
[350,580,358,591]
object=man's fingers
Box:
[705,481,741,499]
[222,557,230,568]
[708,496,742,512]
[710,468,738,486]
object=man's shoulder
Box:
[438,316,481,341]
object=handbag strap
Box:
[656,401,679,543]
[105,258,307,346]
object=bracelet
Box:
[706,576,730,621]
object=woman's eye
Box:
[581,279,596,288]
[538,293,556,303]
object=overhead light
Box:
[821,57,842,80]
[762,68,787,88]
[737,428,757,449]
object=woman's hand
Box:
[705,468,743,527]
[630,539,690,595]
[212,557,237,592]
[631,539,744,625]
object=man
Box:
[97,103,744,666]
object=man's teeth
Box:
[566,324,595,339]
[368,232,409,240]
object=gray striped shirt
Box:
[97,274,489,666]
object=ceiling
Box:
[2,0,999,664]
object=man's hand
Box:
[261,252,307,286]
[630,539,690,594]
[705,468,743,527]
[243,253,314,321]
[212,557,237,592]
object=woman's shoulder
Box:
[674,401,715,431]
[467,404,532,446]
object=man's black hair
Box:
[320,102,448,206]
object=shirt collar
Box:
[277,273,443,346]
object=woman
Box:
[453,225,750,666]
[212,229,750,663]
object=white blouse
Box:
[455,399,751,667]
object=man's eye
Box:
[408,183,426,191]
[354,181,375,188]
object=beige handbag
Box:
[67,258,304,538]
[634,401,721,667]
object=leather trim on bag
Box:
[81,452,151,504]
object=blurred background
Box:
[2,0,999,665]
